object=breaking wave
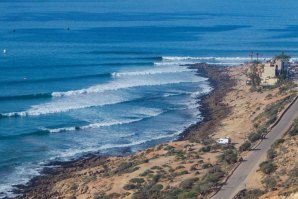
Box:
[51,75,206,98]
[111,66,195,77]
[45,108,164,133]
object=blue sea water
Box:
[1,0,298,197]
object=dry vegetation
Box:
[237,119,298,199]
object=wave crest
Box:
[45,108,164,133]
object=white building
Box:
[217,137,231,145]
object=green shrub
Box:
[193,182,211,195]
[190,164,198,171]
[175,150,187,160]
[239,141,251,152]
[259,161,276,174]
[116,162,133,172]
[156,145,163,150]
[220,149,238,164]
[267,148,277,160]
[262,176,277,190]
[284,166,298,188]
[129,178,145,184]
[288,165,298,177]
[179,178,199,190]
[176,165,185,170]
[151,174,161,184]
[177,191,197,199]
[204,172,224,183]
[200,146,211,152]
[69,183,78,191]
[289,126,298,136]
[107,193,121,198]
[132,184,163,199]
[208,165,222,174]
[150,184,163,192]
[164,145,175,151]
[175,170,189,176]
[248,132,262,143]
[272,139,285,148]
[221,144,236,151]
[267,115,277,125]
[151,166,162,170]
[202,163,212,169]
[235,189,265,199]
[140,169,153,176]
[136,159,149,164]
[123,183,138,190]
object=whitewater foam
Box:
[1,93,132,117]
[52,73,205,98]
[111,66,195,77]
[46,108,164,133]
[162,56,262,61]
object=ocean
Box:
[1,0,298,197]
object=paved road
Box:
[213,96,298,199]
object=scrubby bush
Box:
[208,165,222,174]
[200,146,211,152]
[176,165,185,170]
[262,176,277,190]
[289,119,298,136]
[69,183,78,191]
[179,178,199,190]
[259,161,276,174]
[129,178,145,185]
[283,166,298,188]
[272,139,285,148]
[164,145,175,151]
[239,141,251,152]
[266,115,277,125]
[193,182,211,195]
[116,162,133,172]
[266,94,273,99]
[220,149,238,164]
[140,169,153,176]
[258,126,267,133]
[235,189,265,199]
[150,184,163,192]
[204,171,224,183]
[175,150,187,160]
[177,191,197,199]
[248,132,262,143]
[202,163,212,169]
[190,164,198,171]
[151,166,162,170]
[288,165,298,177]
[156,145,163,150]
[132,183,163,199]
[136,159,149,164]
[175,170,189,176]
[123,183,138,190]
[267,148,277,160]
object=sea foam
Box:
[46,108,164,133]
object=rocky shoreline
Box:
[180,63,235,142]
[12,63,234,199]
